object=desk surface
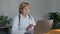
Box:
[0,26,11,28]
[43,29,60,34]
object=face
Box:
[22,6,30,15]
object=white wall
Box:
[48,0,60,13]
[0,0,49,22]
[0,0,20,17]
[0,0,60,22]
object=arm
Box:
[11,16,19,34]
[26,16,36,32]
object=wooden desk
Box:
[43,29,60,34]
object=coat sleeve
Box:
[28,16,36,33]
[11,16,19,34]
[30,16,36,26]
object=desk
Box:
[43,29,60,34]
[0,26,11,34]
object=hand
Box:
[26,24,33,32]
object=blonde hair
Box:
[19,2,30,13]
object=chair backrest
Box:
[34,20,53,34]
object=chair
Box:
[34,20,53,34]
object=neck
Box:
[22,14,28,18]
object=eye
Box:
[24,9,30,11]
[24,9,27,10]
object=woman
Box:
[11,2,36,34]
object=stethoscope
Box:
[18,14,32,30]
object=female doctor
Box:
[11,2,36,34]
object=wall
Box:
[48,0,60,12]
[0,0,60,22]
[0,0,49,22]
[0,0,20,17]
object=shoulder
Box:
[13,14,19,20]
[29,15,34,20]
[30,15,34,18]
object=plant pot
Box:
[48,20,53,25]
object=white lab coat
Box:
[11,14,36,34]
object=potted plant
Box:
[49,12,60,29]
[0,15,13,27]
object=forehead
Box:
[24,5,30,9]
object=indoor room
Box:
[0,0,60,34]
